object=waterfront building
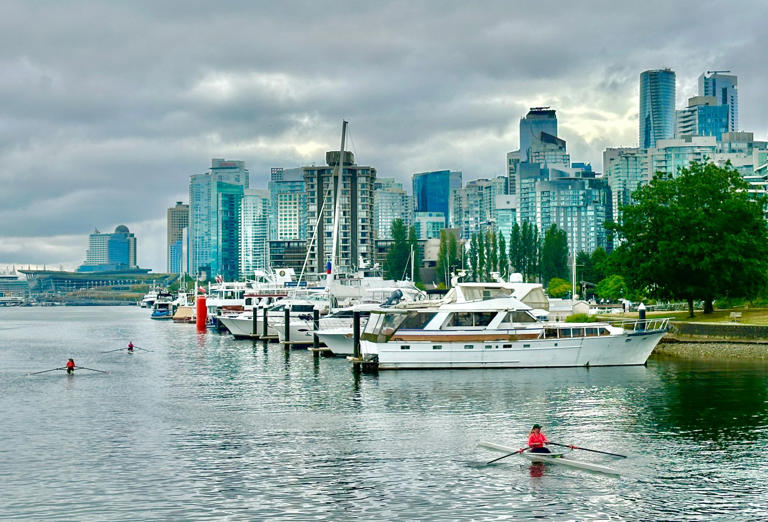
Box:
[603,148,647,222]
[78,225,138,273]
[413,212,445,240]
[268,240,308,274]
[167,201,189,274]
[639,68,676,148]
[188,158,249,280]
[647,136,719,175]
[675,96,729,141]
[452,176,507,238]
[494,194,517,241]
[268,167,307,241]
[373,178,412,239]
[240,189,270,278]
[304,151,376,274]
[412,170,462,227]
[699,71,738,132]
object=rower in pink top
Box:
[528,424,550,453]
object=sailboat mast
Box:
[327,120,348,285]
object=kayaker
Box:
[128,341,134,352]
[65,358,76,374]
[528,424,550,453]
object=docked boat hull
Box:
[316,328,355,356]
[363,329,665,370]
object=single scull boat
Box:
[479,442,620,475]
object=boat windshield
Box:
[364,311,437,342]
[461,287,513,301]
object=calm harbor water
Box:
[2,306,768,520]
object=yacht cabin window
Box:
[445,312,496,328]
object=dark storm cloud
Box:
[1,0,767,270]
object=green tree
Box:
[509,223,522,274]
[589,247,609,282]
[608,162,768,316]
[468,233,479,281]
[541,224,569,285]
[547,277,572,298]
[385,219,409,280]
[488,229,497,277]
[497,232,507,278]
[408,225,421,283]
[595,275,629,301]
[477,231,486,281]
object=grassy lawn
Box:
[603,308,768,325]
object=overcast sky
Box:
[1,0,766,272]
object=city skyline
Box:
[1,1,767,271]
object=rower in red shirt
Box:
[65,358,76,375]
[128,341,134,352]
[528,424,550,453]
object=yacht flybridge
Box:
[359,292,668,370]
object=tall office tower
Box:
[188,158,248,280]
[603,148,648,223]
[519,108,558,163]
[373,178,412,239]
[639,68,676,148]
[699,71,738,132]
[451,176,507,239]
[675,96,729,140]
[412,170,462,228]
[506,151,520,195]
[167,201,189,274]
[304,151,376,274]
[268,167,307,241]
[239,189,270,278]
[78,225,138,272]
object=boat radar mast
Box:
[327,120,348,286]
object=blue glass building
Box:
[519,108,558,163]
[699,71,738,132]
[77,225,138,273]
[412,170,462,227]
[639,69,676,148]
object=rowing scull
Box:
[479,441,620,475]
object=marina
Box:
[3,305,768,519]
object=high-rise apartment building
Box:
[78,225,138,272]
[639,69,676,148]
[603,148,647,223]
[452,176,507,238]
[699,71,738,132]
[167,201,189,274]
[188,158,249,280]
[412,170,462,227]
[413,212,445,240]
[304,151,376,274]
[268,167,307,241]
[675,96,729,141]
[240,189,270,278]
[373,178,412,239]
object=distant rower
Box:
[528,424,550,453]
[66,358,76,374]
[128,341,134,352]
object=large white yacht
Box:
[358,287,668,370]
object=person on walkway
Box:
[528,424,550,453]
[65,358,76,374]
[128,341,134,352]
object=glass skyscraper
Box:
[77,225,138,272]
[698,71,738,132]
[519,108,558,163]
[268,167,307,241]
[167,201,189,274]
[412,170,462,228]
[639,69,676,148]
[240,189,270,278]
[188,159,249,280]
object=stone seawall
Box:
[653,340,768,361]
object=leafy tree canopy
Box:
[595,274,628,301]
[547,277,571,298]
[607,162,768,316]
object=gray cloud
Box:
[1,0,766,271]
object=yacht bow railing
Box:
[606,317,670,333]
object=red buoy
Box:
[196,289,207,332]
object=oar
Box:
[75,366,109,374]
[101,348,125,353]
[29,367,65,375]
[134,347,153,352]
[487,446,531,465]
[549,442,627,458]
